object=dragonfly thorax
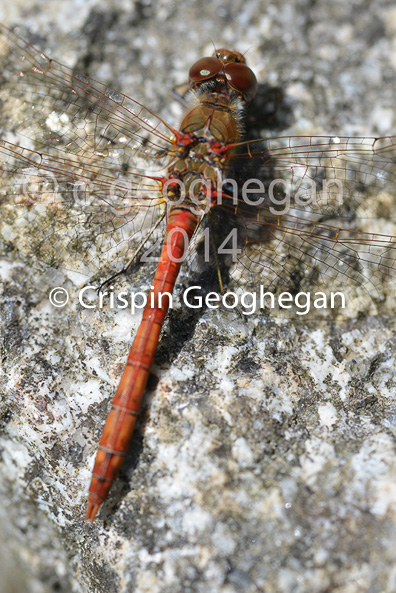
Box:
[163,169,218,213]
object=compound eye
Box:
[189,56,223,83]
[224,62,258,102]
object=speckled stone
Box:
[0,1,396,593]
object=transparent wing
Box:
[1,22,395,315]
[226,135,396,218]
[0,24,174,274]
[0,24,176,160]
[210,135,396,315]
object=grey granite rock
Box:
[0,1,396,593]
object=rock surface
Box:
[0,1,396,593]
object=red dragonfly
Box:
[0,24,395,522]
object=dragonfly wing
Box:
[0,24,172,274]
[214,135,396,314]
[226,135,396,218]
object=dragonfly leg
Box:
[208,226,245,321]
[96,209,167,294]
[171,85,191,107]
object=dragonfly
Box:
[0,24,395,522]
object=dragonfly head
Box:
[188,48,258,103]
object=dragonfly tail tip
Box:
[85,501,100,523]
